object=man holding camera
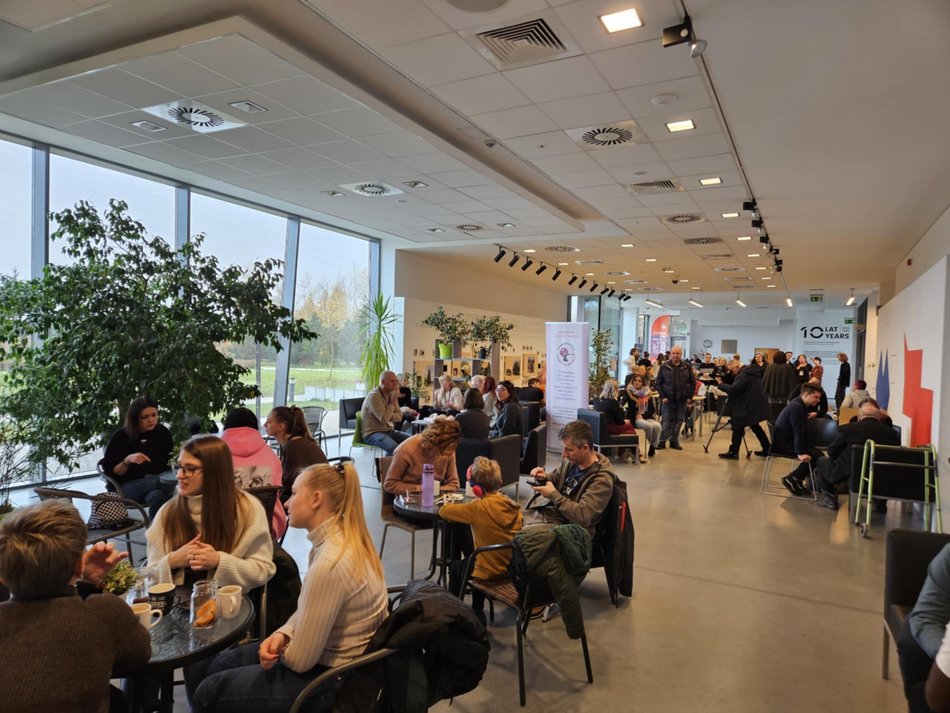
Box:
[525,420,614,537]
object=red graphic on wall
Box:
[903,337,933,446]
[649,315,670,357]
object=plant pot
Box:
[438,342,453,359]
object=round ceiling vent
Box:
[663,214,705,225]
[580,126,634,147]
[683,237,722,245]
[603,270,630,276]
[446,0,508,9]
[714,266,745,273]
[545,245,580,253]
[641,286,664,292]
[167,105,223,128]
[340,181,404,197]
[624,279,647,285]
[456,224,484,232]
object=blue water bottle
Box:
[421,463,435,507]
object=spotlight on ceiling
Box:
[742,200,757,212]
[589,282,599,293]
[769,246,780,255]
[600,286,610,295]
[751,218,764,229]
[608,289,616,297]
[759,234,770,244]
[568,274,578,286]
[578,278,588,289]
[493,247,506,263]
[521,258,533,271]
[689,37,707,58]
[508,254,519,268]
[536,264,547,276]
[846,288,856,306]
[774,264,783,273]
[552,268,562,282]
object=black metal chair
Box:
[576,408,638,462]
[455,437,491,482]
[375,457,436,580]
[338,397,364,452]
[302,406,328,449]
[882,529,950,679]
[33,486,149,549]
[490,434,522,496]
[520,402,541,434]
[519,423,547,475]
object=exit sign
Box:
[810,294,824,302]
[844,318,854,324]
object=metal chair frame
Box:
[302,406,328,449]
[375,457,437,581]
[33,486,150,550]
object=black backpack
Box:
[591,472,634,605]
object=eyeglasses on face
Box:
[174,462,203,477]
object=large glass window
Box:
[48,152,175,264]
[191,193,289,417]
[0,137,33,277]
[292,223,371,433]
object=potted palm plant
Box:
[359,294,399,389]
[421,307,470,358]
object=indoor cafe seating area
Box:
[2,1,950,712]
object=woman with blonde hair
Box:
[146,435,275,589]
[192,462,388,713]
[383,416,461,495]
[593,379,646,463]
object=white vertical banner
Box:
[545,321,590,450]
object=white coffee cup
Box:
[217,584,242,620]
[131,601,163,629]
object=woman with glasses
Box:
[490,380,523,439]
[191,462,388,713]
[101,396,175,519]
[146,435,275,589]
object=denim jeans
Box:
[659,401,687,445]
[364,429,410,455]
[191,643,332,713]
[118,472,175,520]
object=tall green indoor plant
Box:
[0,199,317,471]
[589,328,614,399]
[359,294,398,389]
[470,315,514,357]
[421,306,470,358]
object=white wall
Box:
[896,201,950,295]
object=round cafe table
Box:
[127,598,254,713]
[393,492,475,586]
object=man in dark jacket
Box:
[813,401,900,509]
[714,359,771,459]
[654,346,696,450]
[773,383,823,495]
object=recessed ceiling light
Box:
[620,243,634,248]
[721,212,740,219]
[427,228,444,233]
[767,284,777,288]
[523,249,536,253]
[645,258,658,262]
[557,262,569,266]
[666,119,695,133]
[761,276,772,280]
[688,298,704,308]
[130,119,166,133]
[692,286,701,290]
[736,298,747,307]
[699,177,722,186]
[585,272,594,276]
[747,253,760,258]
[607,281,616,284]
[403,180,428,189]
[786,297,794,307]
[678,279,689,283]
[229,100,269,114]
[497,222,515,228]
[651,93,678,107]
[737,236,752,241]
[755,266,767,271]
[599,8,643,33]
[663,268,675,274]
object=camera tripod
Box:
[702,394,751,456]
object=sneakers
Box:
[670,442,683,450]
[718,452,739,460]
[655,442,666,450]
[816,492,840,510]
[781,474,806,497]
[648,445,656,457]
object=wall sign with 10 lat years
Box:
[799,324,851,340]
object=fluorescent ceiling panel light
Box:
[767,284,776,288]
[699,177,722,186]
[721,212,739,219]
[645,298,664,309]
[130,120,166,133]
[427,228,444,233]
[737,236,752,241]
[786,297,794,307]
[692,286,701,290]
[747,253,760,258]
[688,299,704,307]
[599,8,643,33]
[523,249,536,253]
[403,180,428,189]
[761,276,771,280]
[666,119,695,133]
[645,258,658,262]
[620,243,634,248]
[735,298,747,307]
[663,268,675,274]
[557,262,569,266]
[755,266,767,270]
[678,279,689,283]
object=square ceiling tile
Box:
[164,134,246,159]
[606,161,677,183]
[653,132,731,161]
[420,0,549,30]
[359,132,434,157]
[70,69,183,110]
[99,110,198,140]
[315,140,384,164]
[431,73,530,115]
[616,75,712,119]
[347,158,417,179]
[302,0,450,48]
[188,160,252,182]
[29,81,132,118]
[530,152,601,174]
[428,169,492,188]
[483,196,536,210]
[221,154,290,176]
[214,125,294,153]
[0,93,87,128]
[590,38,697,90]
[573,183,631,201]
[381,32,495,86]
[667,154,738,176]
[123,52,239,98]
[251,75,358,115]
[307,166,373,184]
[457,184,518,201]
[555,169,616,188]
[259,147,339,171]
[257,116,345,146]
[314,107,403,138]
[178,35,301,87]
[588,142,663,168]
[471,105,559,139]
[63,119,148,147]
[417,187,470,204]
[126,141,205,167]
[537,91,630,129]
[194,87,300,125]
[502,131,582,159]
[400,152,469,173]
[503,56,611,104]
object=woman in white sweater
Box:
[146,434,275,590]
[191,461,388,713]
